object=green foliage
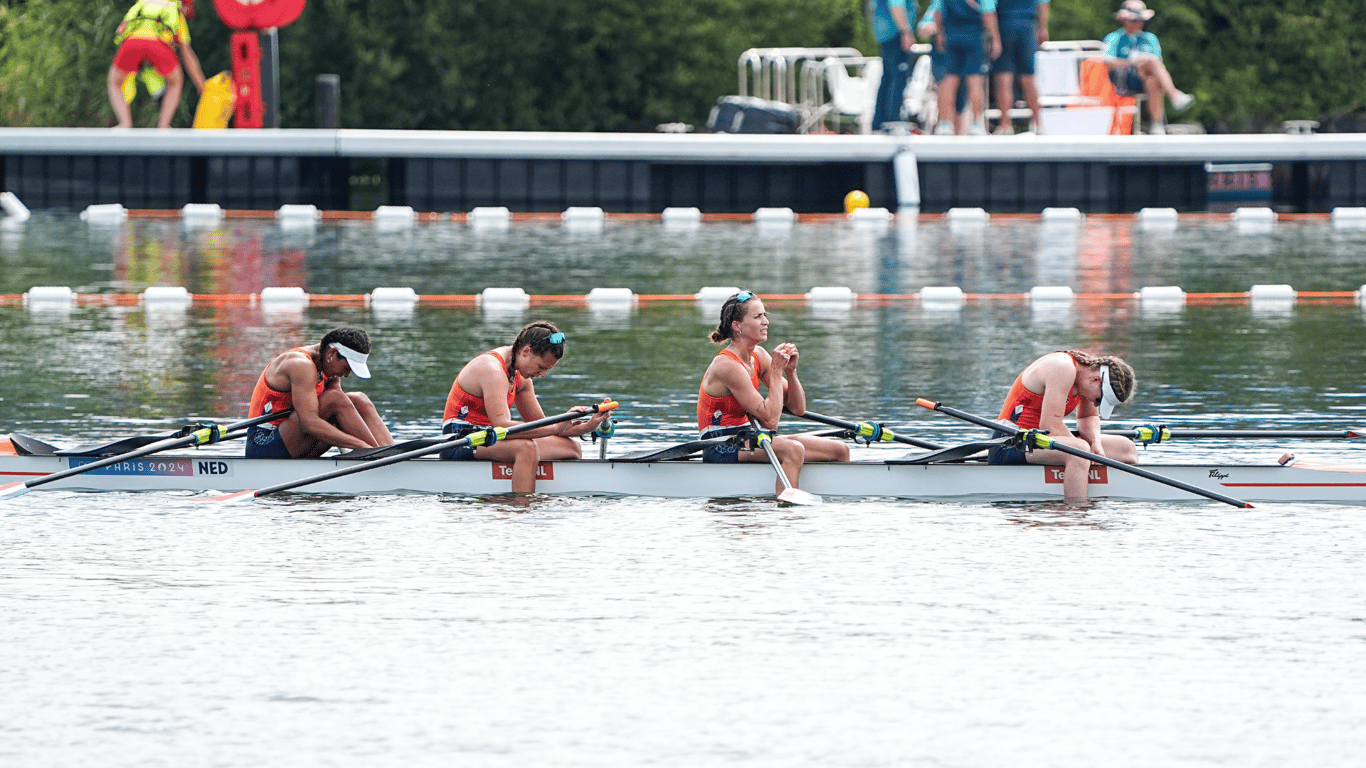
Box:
[3,0,1363,132]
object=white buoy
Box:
[141,286,192,308]
[946,207,989,223]
[181,203,223,224]
[368,287,419,307]
[373,205,415,224]
[695,286,742,305]
[1249,284,1296,303]
[80,203,128,223]
[479,287,530,309]
[468,207,511,226]
[752,207,795,225]
[1136,207,1179,222]
[1332,207,1366,228]
[23,286,74,309]
[848,207,892,224]
[661,207,702,224]
[0,191,31,223]
[1232,207,1277,222]
[1137,286,1186,307]
[919,286,965,309]
[1041,207,1084,222]
[1029,285,1075,304]
[805,286,856,308]
[585,287,637,310]
[259,286,310,307]
[562,207,605,223]
[277,204,320,224]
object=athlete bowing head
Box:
[988,350,1138,500]
[440,320,610,493]
[245,326,393,459]
[697,291,849,496]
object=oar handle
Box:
[915,398,1254,508]
[243,399,618,499]
[789,408,945,451]
[20,408,293,490]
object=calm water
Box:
[2,214,1365,765]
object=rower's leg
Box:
[790,433,850,462]
[318,389,380,448]
[1099,434,1139,464]
[1026,442,1095,500]
[770,436,806,495]
[534,434,583,460]
[475,439,541,493]
[346,391,392,446]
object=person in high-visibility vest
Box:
[106,0,206,128]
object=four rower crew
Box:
[988,350,1138,499]
[697,290,850,496]
[439,321,611,493]
[240,321,1140,502]
[245,326,393,459]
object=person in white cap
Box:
[245,326,393,458]
[987,350,1138,500]
[1103,0,1195,134]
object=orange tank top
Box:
[248,347,326,427]
[443,350,521,427]
[997,359,1083,429]
[697,348,762,434]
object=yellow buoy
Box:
[844,190,870,213]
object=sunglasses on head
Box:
[547,332,566,344]
[734,291,754,303]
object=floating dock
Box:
[2,128,1364,214]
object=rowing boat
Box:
[2,446,1363,502]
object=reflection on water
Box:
[3,214,1366,766]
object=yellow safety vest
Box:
[116,0,188,46]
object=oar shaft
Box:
[247,401,618,499]
[1104,428,1363,439]
[792,409,944,450]
[915,399,1253,508]
[22,409,291,490]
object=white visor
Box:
[1098,366,1122,418]
[331,342,371,378]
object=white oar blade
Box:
[778,487,822,506]
[0,481,31,499]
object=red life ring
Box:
[212,0,306,30]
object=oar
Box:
[212,399,619,502]
[0,409,292,499]
[914,398,1254,508]
[1102,426,1366,441]
[789,408,945,450]
[753,430,822,506]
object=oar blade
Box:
[777,487,823,506]
[207,489,259,504]
[0,481,30,499]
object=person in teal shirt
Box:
[1103,0,1194,134]
[871,0,917,131]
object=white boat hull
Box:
[2,453,1364,502]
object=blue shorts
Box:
[942,33,989,79]
[246,424,293,459]
[987,443,1029,465]
[439,422,479,461]
[994,19,1037,75]
[701,426,751,463]
[931,49,969,112]
[1109,67,1145,97]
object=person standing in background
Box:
[991,0,1048,134]
[932,0,1002,136]
[107,0,206,129]
[870,0,918,131]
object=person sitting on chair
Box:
[1103,0,1194,135]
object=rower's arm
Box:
[285,359,372,450]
